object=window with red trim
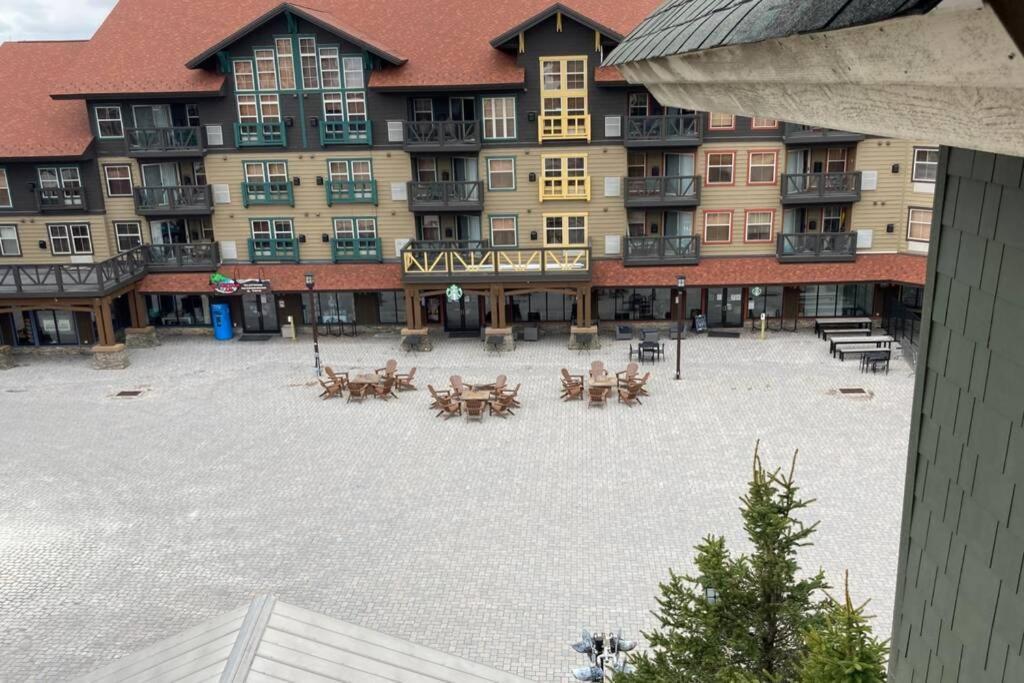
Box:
[704,211,732,243]
[706,153,734,184]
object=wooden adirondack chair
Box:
[372,377,398,400]
[618,382,643,407]
[588,385,610,408]
[450,375,466,399]
[492,374,508,396]
[427,384,451,410]
[376,359,398,377]
[429,386,462,419]
[465,399,486,421]
[499,383,521,408]
[560,369,584,401]
[589,360,608,381]
[634,371,652,396]
[489,394,516,417]
[318,377,344,400]
[616,362,639,389]
[395,367,417,391]
[347,382,373,403]
[325,367,349,391]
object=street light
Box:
[570,629,636,680]
[305,272,322,377]
[675,275,686,380]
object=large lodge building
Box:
[0,0,932,349]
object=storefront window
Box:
[799,284,874,317]
[304,292,356,324]
[595,288,676,321]
[147,295,210,326]
[508,293,574,322]
[13,310,80,346]
[377,291,406,325]
[748,286,784,319]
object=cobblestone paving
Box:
[0,330,914,681]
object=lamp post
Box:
[305,272,322,377]
[675,275,686,380]
[571,629,636,680]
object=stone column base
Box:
[124,326,160,348]
[92,343,130,370]
[569,325,601,350]
[483,327,515,352]
[400,328,433,352]
[0,345,14,370]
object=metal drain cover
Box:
[838,387,867,395]
[115,390,143,398]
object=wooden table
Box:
[350,373,381,385]
[464,380,496,391]
[460,390,492,402]
[815,317,873,338]
[589,376,616,389]
[829,335,894,358]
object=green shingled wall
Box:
[891,147,1024,681]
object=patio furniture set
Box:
[429,375,521,420]
[561,361,650,408]
[626,328,667,364]
[317,359,417,402]
[816,318,894,373]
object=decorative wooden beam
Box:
[556,12,563,32]
[518,32,525,54]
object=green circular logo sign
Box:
[446,284,464,302]
[751,287,763,297]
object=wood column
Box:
[404,287,419,328]
[94,300,115,346]
[127,290,143,328]
[578,287,591,326]
[496,286,506,328]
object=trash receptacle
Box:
[211,303,233,341]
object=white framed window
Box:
[908,207,933,242]
[628,93,650,117]
[342,57,364,89]
[489,215,518,247]
[751,117,779,129]
[482,96,516,140]
[114,222,143,252]
[627,152,646,178]
[747,151,777,184]
[299,37,319,89]
[416,158,437,183]
[543,213,588,246]
[826,148,848,173]
[413,98,434,122]
[0,169,11,207]
[251,218,294,239]
[275,38,296,90]
[913,148,939,182]
[48,223,92,255]
[254,49,277,91]
[822,206,845,232]
[627,210,646,237]
[259,95,281,122]
[104,165,133,197]
[486,158,515,191]
[703,210,732,243]
[237,95,259,122]
[95,105,124,138]
[709,113,735,130]
[706,152,735,185]
[328,159,373,199]
[233,60,255,91]
[345,92,367,120]
[744,210,773,242]
[319,47,341,89]
[323,93,344,120]
[334,217,377,239]
[244,161,288,185]
[0,225,20,256]
[71,223,92,253]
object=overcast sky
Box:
[0,0,117,42]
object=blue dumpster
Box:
[211,303,233,341]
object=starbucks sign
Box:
[446,284,464,302]
[751,286,763,297]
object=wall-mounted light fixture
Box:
[298,234,307,243]
[321,233,330,242]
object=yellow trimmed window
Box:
[540,154,590,201]
[539,56,590,142]
[543,213,588,246]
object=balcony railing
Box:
[539,177,591,202]
[407,181,484,211]
[133,185,213,215]
[780,172,862,204]
[332,237,382,262]
[234,122,287,147]
[319,119,373,146]
[0,247,147,297]
[241,181,294,207]
[623,176,701,208]
[126,127,203,156]
[782,124,865,144]
[36,187,87,212]
[776,233,857,263]
[247,237,299,262]
[403,120,481,151]
[144,243,220,271]
[625,114,702,147]
[402,240,591,281]
[325,180,378,206]
[539,114,591,142]
[623,235,701,266]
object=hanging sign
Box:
[210,273,240,295]
[238,279,272,295]
[446,284,464,302]
[209,273,272,295]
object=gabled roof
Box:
[0,41,94,159]
[605,0,943,66]
[78,595,534,682]
[184,3,407,70]
[489,3,625,48]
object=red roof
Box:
[594,65,627,83]
[137,263,403,294]
[53,0,660,96]
[592,254,927,288]
[0,41,93,159]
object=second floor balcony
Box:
[776,232,857,263]
[625,114,702,147]
[539,114,591,143]
[781,172,862,204]
[782,123,866,144]
[133,185,213,216]
[0,247,146,298]
[332,237,382,263]
[403,121,481,152]
[144,243,220,271]
[36,186,87,212]
[624,176,701,208]
[126,127,203,157]
[319,119,373,146]
[234,122,287,148]
[247,237,299,263]
[241,181,294,208]
[325,180,378,206]
[407,181,483,212]
[401,240,591,283]
[622,235,701,266]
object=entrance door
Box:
[151,219,188,244]
[141,162,179,187]
[444,294,481,334]
[133,104,172,129]
[706,287,744,327]
[452,157,478,182]
[456,215,481,242]
[664,211,693,237]
[241,294,279,332]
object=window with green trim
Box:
[486,157,516,191]
[251,218,293,239]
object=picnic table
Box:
[820,327,872,341]
[829,335,894,358]
[815,317,873,338]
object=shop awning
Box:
[138,263,404,294]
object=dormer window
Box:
[539,56,589,142]
[320,47,341,89]
[233,60,255,91]
[275,38,296,90]
[254,49,277,90]
[299,37,319,89]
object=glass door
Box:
[706,287,744,327]
[151,219,188,244]
[133,104,172,128]
[444,294,481,334]
[664,153,695,198]
[663,211,693,237]
[241,294,279,332]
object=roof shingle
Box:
[138,263,404,294]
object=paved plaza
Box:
[0,330,914,680]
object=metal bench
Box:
[860,349,892,374]
[821,327,872,341]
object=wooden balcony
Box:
[625,114,702,147]
[233,122,287,148]
[126,127,203,157]
[539,114,591,143]
[0,247,147,298]
[780,172,862,204]
[782,123,865,144]
[776,233,857,263]
[623,176,701,208]
[622,235,701,266]
[332,237,382,263]
[241,181,294,208]
[36,186,87,212]
[539,177,591,202]
[325,180,378,206]
[402,121,481,152]
[133,185,213,216]
[319,119,372,146]
[407,181,483,212]
[144,243,220,271]
[247,237,299,263]
[401,240,591,283]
